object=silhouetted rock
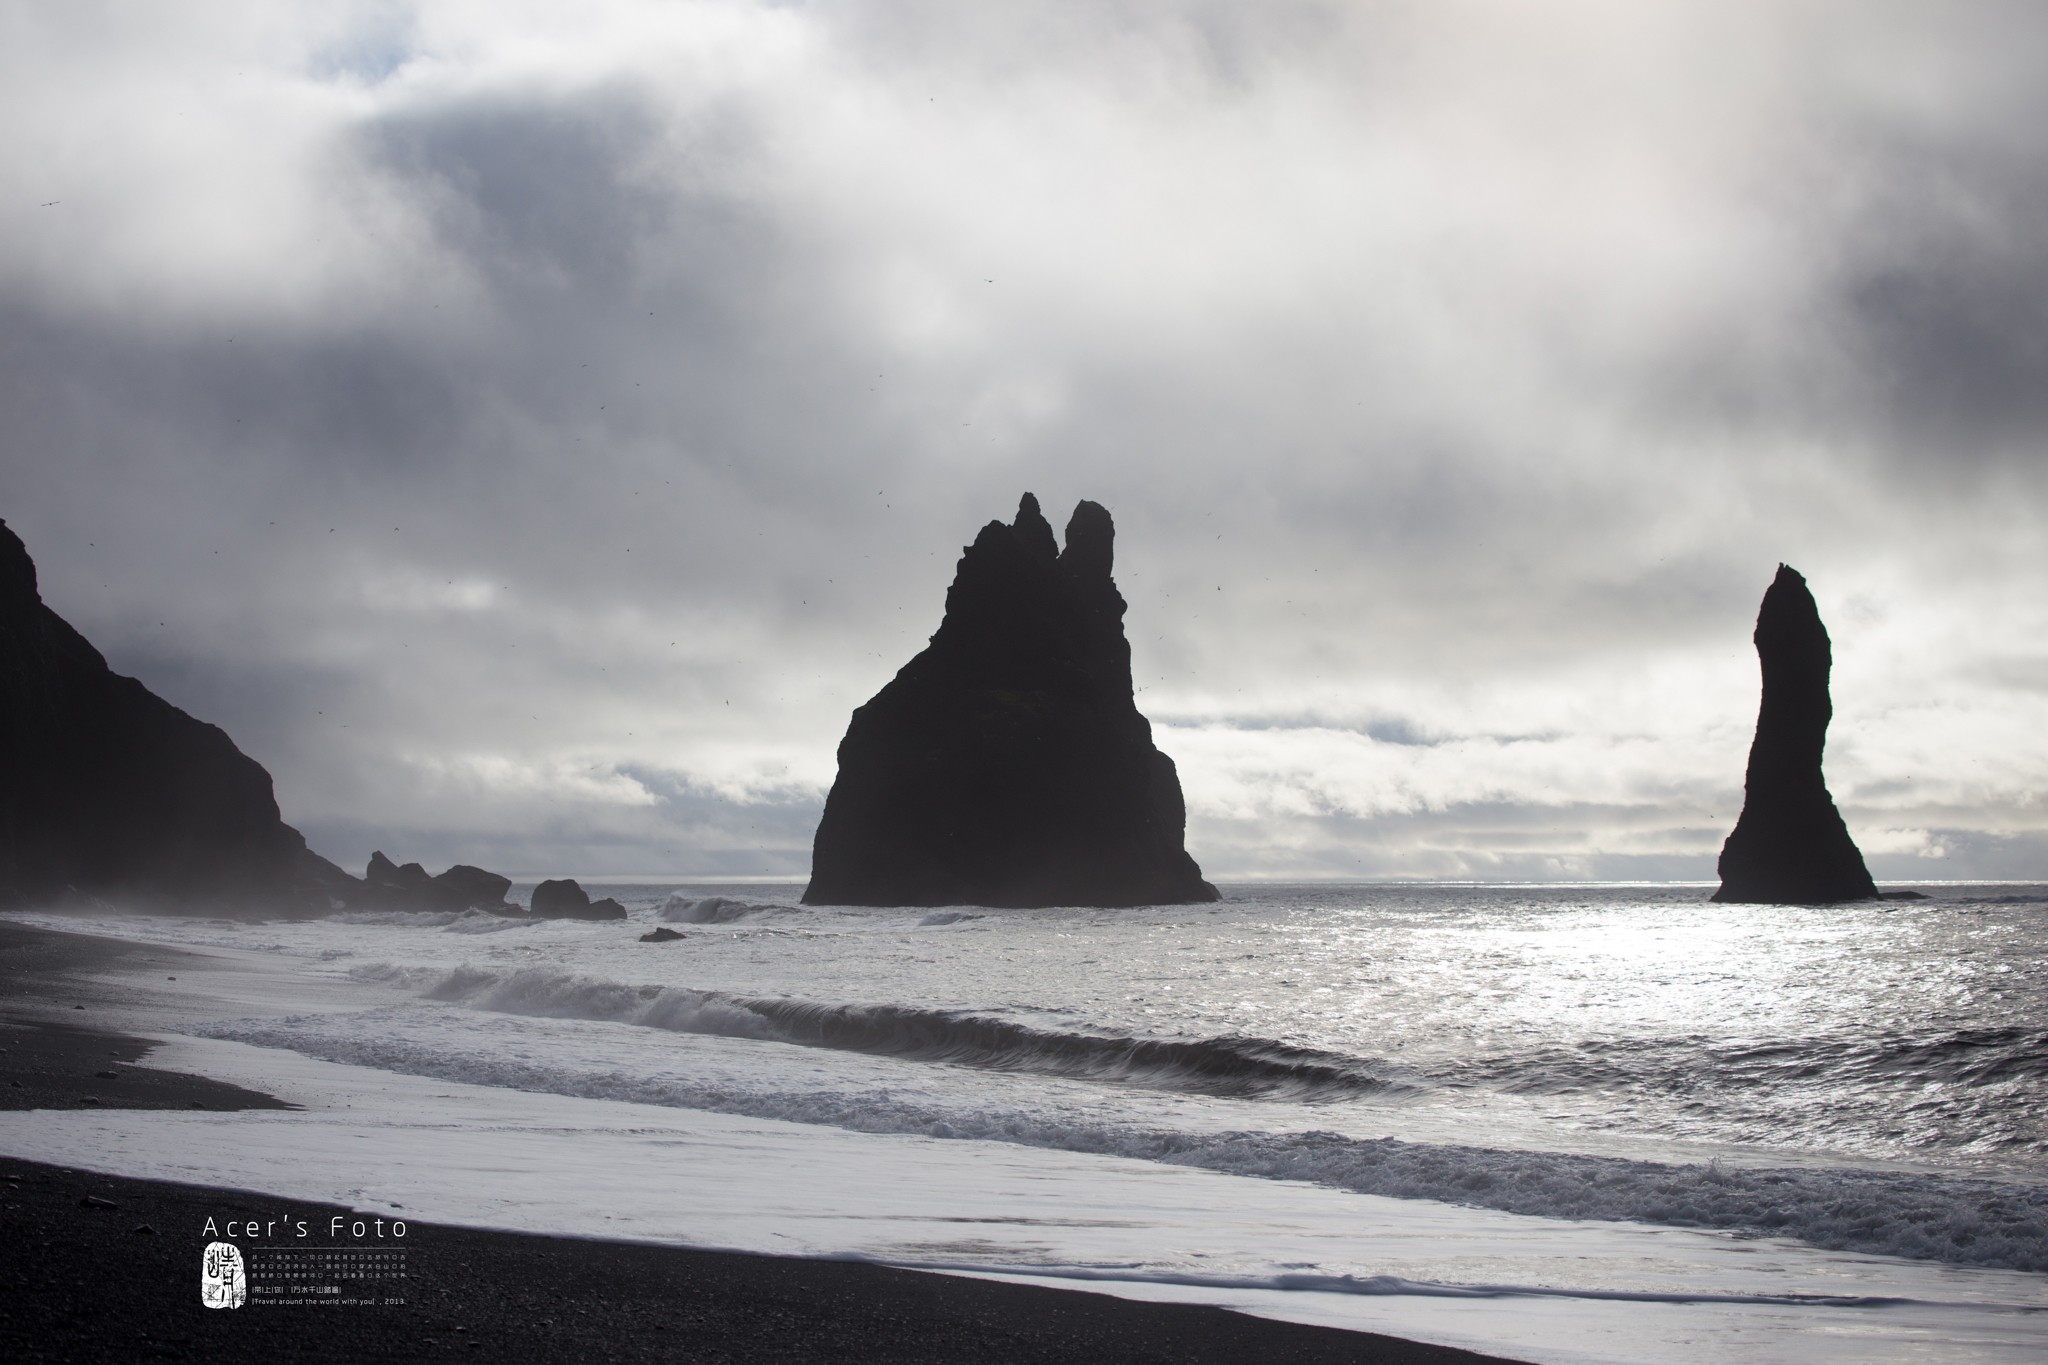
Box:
[429,864,515,913]
[530,878,593,916]
[364,851,433,902]
[1713,565,1878,905]
[528,878,626,920]
[639,926,685,942]
[352,853,519,914]
[0,517,352,911]
[804,494,1219,908]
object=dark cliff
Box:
[0,517,349,911]
[1712,564,1878,905]
[804,494,1218,908]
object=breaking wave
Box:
[351,962,1408,1100]
[1462,1028,2048,1095]
[203,1004,2048,1272]
[658,895,777,924]
[1443,1026,2048,1158]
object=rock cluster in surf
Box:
[0,517,353,911]
[353,859,626,920]
[356,851,516,914]
[1713,564,1878,905]
[804,494,1218,908]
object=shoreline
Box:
[0,919,1527,1363]
[0,1151,1521,1364]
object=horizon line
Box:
[490,874,2039,889]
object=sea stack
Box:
[804,494,1218,908]
[1712,564,1877,905]
[0,517,350,910]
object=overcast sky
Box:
[4,1,2045,882]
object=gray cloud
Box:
[3,1,2044,881]
[1838,168,2048,459]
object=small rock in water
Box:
[132,1223,156,1235]
[639,927,685,943]
[430,863,516,912]
[78,1195,118,1210]
[94,1070,118,1079]
[530,877,594,916]
[531,879,628,920]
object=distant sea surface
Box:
[8,882,2047,1363]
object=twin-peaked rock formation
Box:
[1713,564,1877,905]
[804,494,1218,908]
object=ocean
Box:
[5,882,2046,1363]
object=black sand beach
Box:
[1,921,1525,1364]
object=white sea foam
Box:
[350,961,1409,1097]
[13,1041,2046,1365]
[324,909,471,927]
[202,994,2048,1273]
[658,894,775,924]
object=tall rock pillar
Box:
[1712,564,1877,904]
